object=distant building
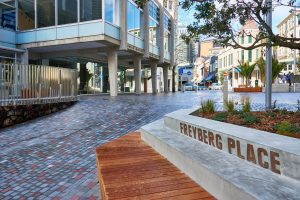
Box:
[277,10,300,74]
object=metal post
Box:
[265,0,272,110]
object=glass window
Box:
[58,0,78,25]
[80,0,102,22]
[0,1,16,30]
[241,50,244,63]
[18,0,35,30]
[149,19,159,46]
[37,0,55,28]
[248,50,252,62]
[127,1,141,37]
[105,0,114,23]
[248,35,252,43]
[241,35,245,44]
[297,14,300,25]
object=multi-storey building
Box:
[0,0,177,96]
[277,10,300,74]
[217,20,263,88]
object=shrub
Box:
[199,100,215,115]
[274,121,300,135]
[272,100,277,110]
[241,113,260,125]
[279,108,288,115]
[242,99,251,113]
[212,112,228,122]
[265,111,276,118]
[224,99,235,113]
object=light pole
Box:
[293,6,297,75]
[265,0,272,110]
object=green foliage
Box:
[279,108,289,115]
[274,121,300,135]
[224,99,235,113]
[256,57,266,86]
[212,112,228,122]
[265,111,276,118]
[199,100,215,114]
[240,113,260,125]
[238,61,256,87]
[272,59,286,83]
[242,99,251,113]
[219,71,224,85]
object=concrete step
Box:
[140,119,300,200]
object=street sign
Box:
[179,68,183,76]
[187,71,192,76]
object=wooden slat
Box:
[96,132,216,200]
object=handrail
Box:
[0,63,78,106]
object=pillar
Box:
[151,63,158,94]
[108,51,118,97]
[119,0,127,50]
[142,1,150,57]
[102,66,109,93]
[134,57,142,95]
[159,4,165,63]
[232,66,235,88]
[21,49,29,65]
[163,66,169,93]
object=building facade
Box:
[217,21,263,89]
[0,0,177,96]
[277,10,300,74]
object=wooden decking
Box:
[96,132,215,200]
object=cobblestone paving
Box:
[0,91,299,200]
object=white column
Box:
[142,1,150,57]
[151,63,157,94]
[232,66,235,88]
[163,66,169,93]
[134,57,142,95]
[108,51,118,97]
[159,4,165,63]
[119,0,127,50]
[21,49,29,65]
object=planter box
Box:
[234,87,262,92]
[141,109,300,200]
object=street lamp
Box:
[265,0,272,110]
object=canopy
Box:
[204,72,215,82]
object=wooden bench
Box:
[96,132,215,200]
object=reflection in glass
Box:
[105,0,114,23]
[127,1,141,37]
[0,1,16,30]
[18,0,34,30]
[58,0,78,25]
[37,0,55,28]
[80,0,102,22]
[149,19,159,46]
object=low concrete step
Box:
[140,119,300,200]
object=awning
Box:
[204,72,215,82]
[228,67,241,73]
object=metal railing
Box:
[0,63,78,106]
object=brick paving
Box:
[0,91,299,200]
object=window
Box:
[58,0,78,25]
[256,49,259,59]
[298,14,300,25]
[241,50,244,63]
[18,0,34,30]
[80,0,102,22]
[289,65,293,70]
[248,50,252,62]
[37,0,55,28]
[248,36,252,43]
[128,1,142,37]
[149,1,159,21]
[149,19,159,46]
[105,0,114,23]
[241,36,245,44]
[0,0,16,31]
[164,14,171,52]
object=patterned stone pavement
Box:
[0,91,299,200]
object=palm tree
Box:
[255,57,286,84]
[256,57,266,86]
[238,61,256,87]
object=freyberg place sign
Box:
[179,122,281,174]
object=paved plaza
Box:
[0,91,299,200]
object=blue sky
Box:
[178,0,300,34]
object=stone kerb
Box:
[164,109,300,181]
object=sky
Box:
[178,0,300,34]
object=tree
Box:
[179,0,300,50]
[255,57,286,85]
[238,61,256,87]
[256,57,266,86]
